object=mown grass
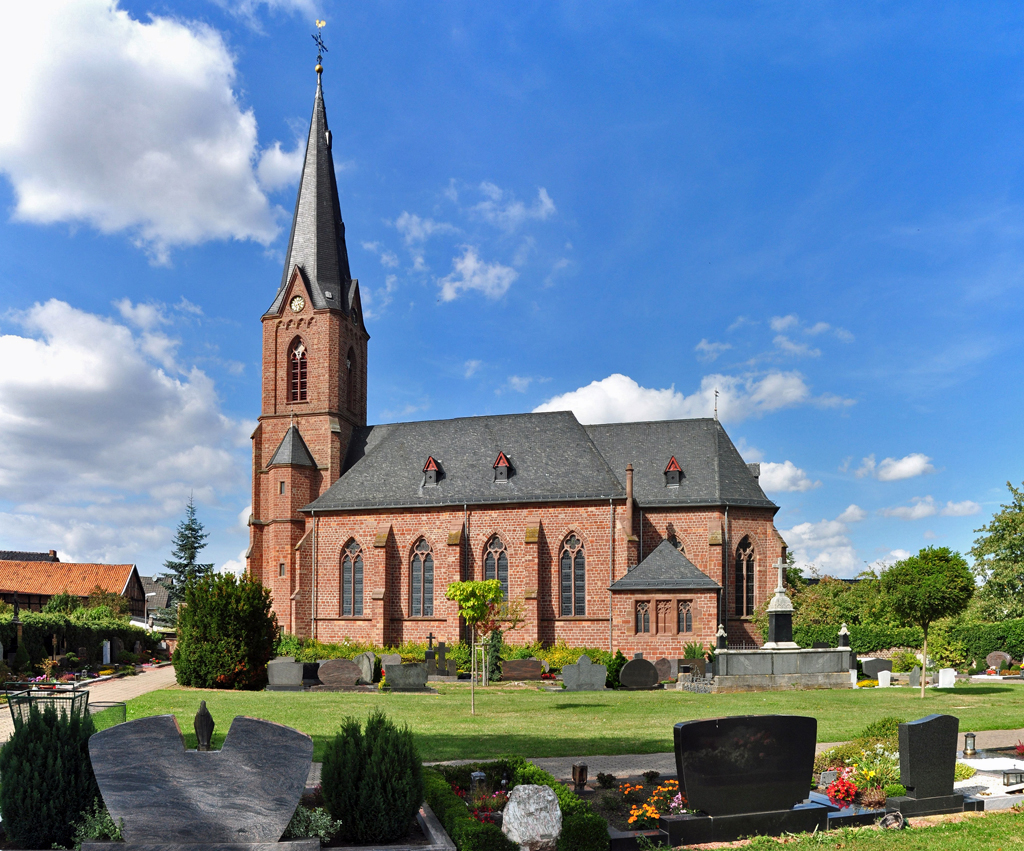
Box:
[127,682,1024,762]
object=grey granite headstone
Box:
[380,653,402,667]
[384,661,429,691]
[986,651,1011,668]
[88,714,314,845]
[862,658,892,679]
[424,649,436,674]
[909,666,921,689]
[353,651,376,684]
[937,668,955,688]
[562,655,607,691]
[899,714,959,798]
[266,657,303,691]
[619,658,659,689]
[317,658,363,688]
[112,637,124,661]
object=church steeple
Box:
[265,72,355,317]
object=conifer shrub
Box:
[321,709,424,844]
[0,705,99,849]
[559,812,610,851]
[173,572,279,689]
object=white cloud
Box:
[856,452,935,481]
[472,183,555,231]
[695,339,732,362]
[508,376,533,393]
[219,548,248,575]
[881,496,939,520]
[759,461,820,493]
[770,315,800,332]
[361,274,397,319]
[463,360,482,378]
[768,314,853,342]
[0,2,281,263]
[114,299,168,331]
[362,241,400,268]
[942,499,981,517]
[394,212,457,245]
[782,517,861,578]
[773,335,821,357]
[0,299,250,564]
[837,504,867,523]
[439,247,518,301]
[533,370,843,424]
[257,140,304,192]
[868,549,912,571]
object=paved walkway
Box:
[0,664,178,743]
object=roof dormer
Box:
[423,456,441,487]
[664,456,682,487]
[493,451,512,483]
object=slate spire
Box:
[266,71,353,316]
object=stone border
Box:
[344,803,454,851]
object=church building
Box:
[247,68,787,655]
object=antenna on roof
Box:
[714,388,719,421]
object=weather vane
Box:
[313,19,328,74]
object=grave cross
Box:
[426,632,436,649]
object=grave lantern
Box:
[962,732,977,758]
[1004,770,1024,786]
[572,762,588,792]
[470,770,487,797]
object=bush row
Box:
[424,769,515,851]
[946,617,1024,665]
[0,611,156,668]
[793,622,924,653]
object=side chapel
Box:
[247,67,787,655]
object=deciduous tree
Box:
[971,481,1024,620]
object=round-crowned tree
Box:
[173,572,279,690]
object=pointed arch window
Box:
[678,600,693,633]
[346,347,356,411]
[667,532,685,554]
[289,340,308,402]
[411,538,434,617]
[735,537,755,617]
[635,601,650,634]
[484,535,509,598]
[341,541,363,616]
[559,534,585,616]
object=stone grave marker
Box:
[424,649,436,674]
[862,658,892,679]
[384,661,429,691]
[111,637,124,661]
[878,670,892,688]
[134,640,143,656]
[502,784,561,851]
[619,657,659,690]
[654,658,673,682]
[681,657,707,678]
[886,714,966,816]
[78,646,88,663]
[986,651,1011,669]
[266,657,303,692]
[562,655,607,691]
[937,668,955,688]
[909,666,921,689]
[529,656,551,673]
[819,770,838,787]
[436,642,448,674]
[633,652,644,660]
[317,658,363,689]
[849,669,858,687]
[85,713,317,851]
[503,659,544,681]
[102,640,111,665]
[353,651,376,684]
[380,652,402,668]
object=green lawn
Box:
[126,682,1024,762]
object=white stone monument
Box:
[878,669,891,688]
[102,640,111,665]
[937,668,956,688]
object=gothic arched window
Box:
[346,347,356,411]
[635,601,650,633]
[484,535,509,598]
[735,537,755,617]
[667,532,685,554]
[678,600,693,633]
[289,339,308,402]
[411,538,434,617]
[341,540,363,617]
[559,534,585,616]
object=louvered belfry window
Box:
[341,541,363,617]
[411,538,434,617]
[559,534,585,616]
[484,535,509,598]
[289,340,308,402]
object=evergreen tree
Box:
[971,480,1024,620]
[160,495,214,607]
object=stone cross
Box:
[426,632,435,650]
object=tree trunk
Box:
[921,626,928,699]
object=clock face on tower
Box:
[290,295,305,312]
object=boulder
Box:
[502,784,562,851]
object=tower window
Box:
[279,563,286,578]
[559,534,585,616]
[484,535,509,598]
[635,601,650,634]
[664,456,682,487]
[289,340,308,402]
[341,541,363,616]
[735,537,755,617]
[279,481,285,495]
[411,538,434,617]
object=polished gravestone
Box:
[987,650,1011,669]
[384,661,431,691]
[86,714,317,851]
[680,657,707,678]
[619,658,660,690]
[562,655,607,691]
[316,658,363,688]
[502,659,544,681]
[886,714,964,816]
[661,715,826,845]
[861,658,892,679]
[266,657,303,692]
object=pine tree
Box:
[160,494,214,607]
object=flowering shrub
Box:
[1016,740,1024,757]
[856,679,878,688]
[469,790,509,824]
[848,744,900,789]
[825,776,858,808]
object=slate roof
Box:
[265,76,357,319]
[269,425,317,467]
[0,550,58,562]
[585,418,774,508]
[305,412,777,513]
[0,561,138,597]
[610,541,722,591]
[140,576,170,610]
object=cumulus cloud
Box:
[759,461,820,493]
[0,2,283,263]
[219,548,248,575]
[439,247,518,301]
[534,371,846,425]
[879,496,981,520]
[773,335,821,358]
[394,212,457,245]
[769,315,853,343]
[695,339,732,362]
[362,241,400,268]
[361,274,397,319]
[0,299,250,564]
[837,504,867,523]
[508,376,533,392]
[770,315,800,332]
[472,183,555,231]
[257,140,304,191]
[856,453,935,481]
[114,299,168,331]
[782,517,861,577]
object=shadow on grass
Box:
[936,687,1015,695]
[553,703,613,710]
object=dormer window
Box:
[493,451,511,482]
[423,456,441,486]
[664,456,682,487]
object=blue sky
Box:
[0,2,1020,578]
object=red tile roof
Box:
[0,561,137,597]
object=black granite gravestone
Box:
[886,714,966,817]
[861,658,892,679]
[619,658,659,689]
